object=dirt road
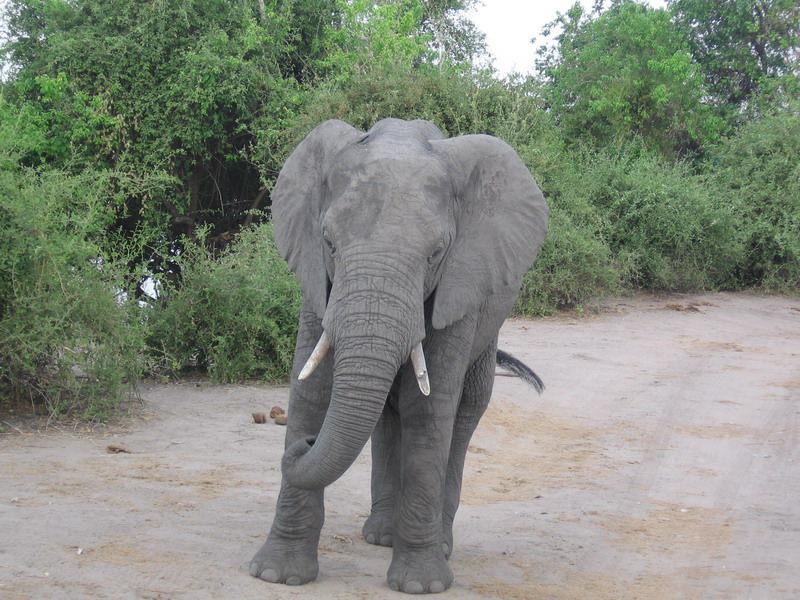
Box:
[1,293,798,599]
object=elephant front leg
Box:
[249,484,324,585]
[387,394,456,594]
[387,328,475,593]
[363,396,401,548]
[250,308,331,586]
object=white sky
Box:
[468,0,667,77]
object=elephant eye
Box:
[427,239,445,264]
[322,228,336,255]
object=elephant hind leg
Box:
[442,338,497,558]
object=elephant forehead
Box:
[325,156,450,218]
[323,184,446,243]
[329,149,448,191]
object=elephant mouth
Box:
[299,330,430,396]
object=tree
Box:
[2,0,304,243]
[670,0,800,111]
[276,0,341,83]
[537,0,723,157]
[418,0,486,67]
[314,0,485,82]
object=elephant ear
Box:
[430,135,548,330]
[272,120,364,319]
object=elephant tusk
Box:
[298,330,331,381]
[410,342,430,396]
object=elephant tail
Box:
[496,350,545,394]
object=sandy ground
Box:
[1,292,799,600]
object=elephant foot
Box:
[387,543,454,594]
[362,510,394,547]
[249,534,318,586]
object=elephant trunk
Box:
[282,258,424,490]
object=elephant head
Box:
[271,118,548,490]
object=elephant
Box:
[249,118,548,594]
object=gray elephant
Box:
[250,118,548,594]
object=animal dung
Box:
[271,406,288,425]
[253,407,287,425]
[106,445,132,454]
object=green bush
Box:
[514,149,624,314]
[146,223,301,382]
[709,104,800,290]
[284,65,551,142]
[515,209,623,315]
[581,146,743,290]
[0,166,146,419]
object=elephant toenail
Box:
[258,568,279,583]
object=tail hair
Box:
[496,350,544,394]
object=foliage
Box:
[3,0,300,241]
[417,0,486,67]
[314,0,485,83]
[0,111,146,418]
[538,0,724,157]
[708,103,800,289]
[5,72,122,168]
[515,208,622,315]
[273,0,341,83]
[579,145,743,290]
[515,140,745,313]
[286,62,553,147]
[146,223,302,382]
[670,0,800,114]
[317,0,432,82]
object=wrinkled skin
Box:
[249,118,548,594]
